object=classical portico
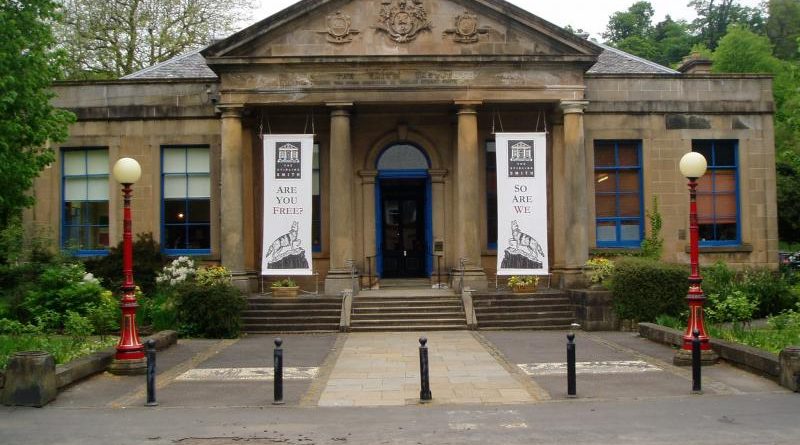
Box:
[203,0,601,293]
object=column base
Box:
[673,348,719,367]
[451,268,488,292]
[231,272,258,293]
[554,267,588,289]
[324,269,360,296]
[108,357,147,375]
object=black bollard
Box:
[567,332,577,398]
[692,329,702,394]
[273,338,284,405]
[145,339,158,406]
[419,337,432,401]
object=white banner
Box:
[495,133,549,275]
[262,135,314,276]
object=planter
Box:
[512,284,537,294]
[272,286,300,298]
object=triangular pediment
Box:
[203,0,601,60]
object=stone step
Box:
[476,310,574,321]
[353,305,463,313]
[474,304,571,313]
[354,299,462,307]
[351,311,465,320]
[350,318,466,326]
[243,324,339,333]
[242,295,343,333]
[473,299,571,308]
[475,317,576,329]
[349,325,467,332]
[242,311,341,318]
[242,315,341,324]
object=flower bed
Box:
[0,335,118,370]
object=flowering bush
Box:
[507,275,539,287]
[156,256,196,286]
[585,258,615,285]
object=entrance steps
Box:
[350,288,466,332]
[472,290,576,330]
[241,295,342,333]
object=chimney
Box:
[678,52,713,74]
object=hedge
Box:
[611,257,689,323]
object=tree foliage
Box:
[56,0,256,79]
[689,0,767,50]
[766,0,800,60]
[603,1,655,43]
[0,0,75,228]
[712,25,782,73]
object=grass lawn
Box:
[0,335,119,369]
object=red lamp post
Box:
[109,157,146,375]
[674,152,718,366]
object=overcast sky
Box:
[248,0,764,40]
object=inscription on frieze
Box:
[375,0,432,43]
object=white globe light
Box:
[679,152,707,179]
[112,157,142,184]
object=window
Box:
[486,141,497,249]
[62,148,110,254]
[312,143,321,252]
[162,146,211,254]
[693,140,739,245]
[594,140,643,247]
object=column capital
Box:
[560,100,589,115]
[455,100,482,114]
[219,105,244,118]
[429,169,449,183]
[358,170,378,184]
[327,102,353,110]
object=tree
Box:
[712,25,782,73]
[652,16,694,67]
[56,0,256,79]
[603,1,655,44]
[689,0,767,50]
[0,0,75,228]
[766,0,800,60]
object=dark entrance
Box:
[380,179,427,278]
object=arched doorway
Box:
[376,143,432,278]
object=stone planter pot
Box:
[272,286,300,298]
[512,284,537,294]
[2,351,57,407]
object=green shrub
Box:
[63,311,93,344]
[705,290,759,326]
[84,233,167,296]
[85,290,119,339]
[611,257,689,322]
[640,196,663,260]
[740,268,796,318]
[701,261,737,299]
[139,288,179,332]
[173,281,245,338]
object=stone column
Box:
[219,106,247,285]
[454,101,487,291]
[560,100,590,288]
[359,170,378,289]
[430,169,448,285]
[325,103,359,295]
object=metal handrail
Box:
[365,255,378,289]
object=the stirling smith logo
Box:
[508,140,535,177]
[376,0,431,43]
[275,142,301,179]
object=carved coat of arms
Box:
[376,0,431,43]
[444,11,489,43]
[321,11,359,44]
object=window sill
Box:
[684,244,753,254]
[591,247,642,256]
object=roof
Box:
[588,43,679,75]
[121,48,217,80]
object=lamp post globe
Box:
[109,157,146,375]
[679,151,707,179]
[674,151,717,366]
[112,157,142,184]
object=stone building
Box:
[33,0,778,293]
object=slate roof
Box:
[121,48,217,80]
[121,41,678,80]
[588,42,679,75]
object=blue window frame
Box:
[486,140,497,250]
[594,140,644,247]
[61,148,110,255]
[312,143,321,252]
[161,146,211,255]
[693,140,740,246]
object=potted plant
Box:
[507,275,539,293]
[583,258,614,289]
[271,278,299,298]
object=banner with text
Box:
[495,132,549,276]
[262,135,313,276]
